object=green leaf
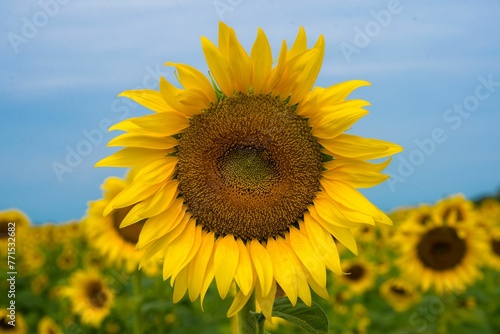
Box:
[272,297,328,334]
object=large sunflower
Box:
[96,22,401,317]
[396,211,486,294]
[61,269,114,327]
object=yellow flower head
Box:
[380,278,421,312]
[336,259,376,297]
[61,269,114,327]
[96,22,402,318]
[396,196,487,294]
[0,309,28,334]
[0,209,30,257]
[37,316,62,334]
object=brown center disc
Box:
[491,238,500,256]
[346,264,365,281]
[86,280,108,308]
[390,285,408,296]
[416,226,467,271]
[177,94,322,241]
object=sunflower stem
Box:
[238,295,258,334]
[133,270,143,334]
[256,316,265,334]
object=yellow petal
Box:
[108,133,178,149]
[309,99,371,127]
[104,181,163,215]
[278,237,311,306]
[95,147,161,168]
[139,233,170,268]
[297,274,312,306]
[188,231,215,301]
[166,62,217,102]
[250,28,272,93]
[311,106,370,140]
[321,179,392,225]
[289,35,325,105]
[234,238,254,296]
[249,240,273,297]
[317,80,372,106]
[307,274,329,300]
[170,225,203,283]
[158,76,200,117]
[301,220,343,275]
[119,200,149,228]
[227,27,252,92]
[130,110,190,136]
[273,48,318,101]
[312,192,363,228]
[287,226,326,287]
[217,21,231,59]
[136,200,186,249]
[227,290,252,318]
[162,220,197,280]
[264,40,287,93]
[255,280,277,321]
[201,36,233,96]
[322,157,391,188]
[320,134,403,160]
[266,238,298,306]
[141,180,179,218]
[133,156,177,183]
[288,26,307,58]
[200,252,215,309]
[118,89,172,113]
[173,265,189,303]
[108,118,142,132]
[305,208,358,255]
[214,235,239,299]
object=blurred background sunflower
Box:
[395,195,488,294]
[61,269,115,328]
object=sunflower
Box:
[336,259,376,296]
[396,210,487,294]
[380,278,420,312]
[433,194,475,225]
[61,269,114,327]
[0,209,30,256]
[37,316,62,334]
[0,310,27,334]
[18,248,45,275]
[31,273,49,295]
[84,175,159,275]
[56,247,78,271]
[391,204,437,248]
[96,22,402,317]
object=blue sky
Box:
[1,0,499,224]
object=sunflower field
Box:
[2,193,500,334]
[2,23,500,334]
